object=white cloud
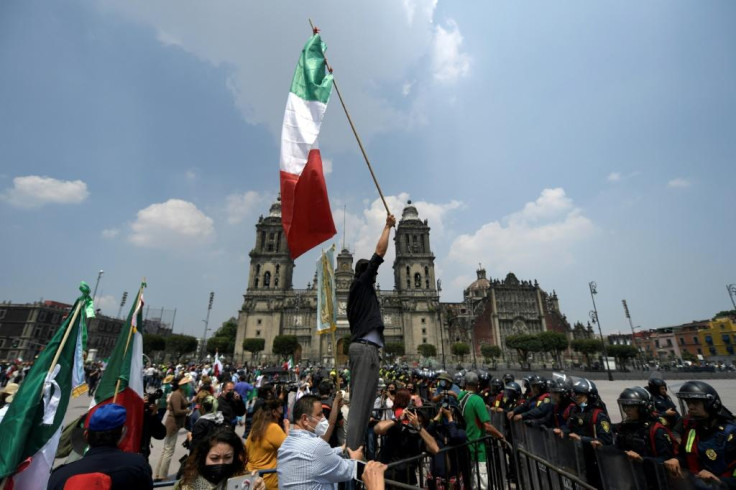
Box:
[402,82,413,97]
[607,172,621,182]
[322,158,333,176]
[432,19,471,83]
[1,175,89,208]
[226,191,268,224]
[401,0,438,26]
[668,178,691,188]
[129,199,214,248]
[97,2,458,151]
[101,228,120,239]
[448,188,594,276]
[185,169,197,181]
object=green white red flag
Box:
[279,33,337,260]
[87,282,146,453]
[0,282,92,490]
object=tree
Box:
[681,351,697,363]
[451,342,470,363]
[607,344,639,370]
[417,344,437,358]
[272,335,299,360]
[385,343,405,358]
[537,331,569,367]
[570,338,604,368]
[142,334,166,355]
[166,334,198,361]
[242,338,265,360]
[480,344,502,368]
[505,334,542,369]
[206,317,237,355]
[713,310,736,320]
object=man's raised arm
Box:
[375,214,396,257]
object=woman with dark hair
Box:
[245,399,288,489]
[176,426,264,490]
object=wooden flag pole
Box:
[113,279,146,404]
[46,300,83,381]
[308,19,390,215]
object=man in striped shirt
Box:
[278,395,364,489]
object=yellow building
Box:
[698,316,736,359]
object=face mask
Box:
[389,390,396,395]
[312,417,330,437]
[200,463,236,484]
[578,401,587,410]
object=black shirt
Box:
[347,253,385,342]
[48,446,153,490]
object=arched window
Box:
[254,278,259,288]
[274,276,279,287]
[414,273,421,288]
[264,271,271,288]
[426,279,430,289]
[406,277,411,289]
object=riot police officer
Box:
[664,381,736,488]
[489,378,505,411]
[614,386,676,463]
[557,378,613,447]
[528,378,574,429]
[511,375,553,423]
[494,381,522,413]
[646,378,682,436]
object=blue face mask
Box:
[578,401,587,410]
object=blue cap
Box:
[89,404,127,431]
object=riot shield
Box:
[595,445,647,490]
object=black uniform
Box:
[48,446,153,490]
[614,420,676,462]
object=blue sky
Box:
[1,1,734,340]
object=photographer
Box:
[140,391,166,463]
[218,381,246,428]
[431,373,460,408]
[426,405,470,490]
[374,389,439,485]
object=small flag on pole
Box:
[279,33,337,259]
[87,282,146,453]
[316,245,337,335]
[0,282,92,490]
[213,351,223,378]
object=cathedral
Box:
[234,197,573,366]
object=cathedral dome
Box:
[467,266,490,292]
[269,196,282,218]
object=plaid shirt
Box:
[277,429,357,489]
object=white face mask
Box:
[312,416,330,437]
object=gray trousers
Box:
[346,342,380,450]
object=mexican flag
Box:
[87,283,146,453]
[280,33,337,260]
[0,283,92,490]
[213,351,222,378]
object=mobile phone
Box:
[227,474,258,490]
[354,460,365,482]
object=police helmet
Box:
[502,373,515,384]
[617,386,653,422]
[505,381,522,400]
[647,378,667,394]
[572,378,596,396]
[676,380,722,415]
[530,375,547,391]
[490,377,504,394]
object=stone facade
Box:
[234,199,442,365]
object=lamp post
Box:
[589,281,613,381]
[201,292,214,360]
[92,270,104,304]
[437,279,446,370]
[622,299,646,370]
[727,284,736,310]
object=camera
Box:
[147,389,164,406]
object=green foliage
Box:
[165,334,198,360]
[242,338,265,355]
[505,334,542,368]
[206,317,237,355]
[417,344,437,358]
[681,351,697,362]
[451,342,470,360]
[570,338,604,367]
[272,335,299,359]
[713,310,736,320]
[607,344,639,368]
[142,334,166,354]
[385,342,406,357]
[537,331,569,366]
[480,344,502,363]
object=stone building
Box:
[234,198,442,365]
[442,268,573,365]
[0,301,69,361]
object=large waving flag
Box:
[316,244,337,335]
[280,33,337,260]
[0,282,92,490]
[87,282,146,453]
[213,351,223,378]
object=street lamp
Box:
[589,281,613,381]
[622,299,646,370]
[727,284,736,310]
[437,279,446,370]
[92,270,104,304]
[201,292,214,360]
[465,296,478,369]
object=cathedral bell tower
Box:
[393,201,437,293]
[247,196,294,292]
